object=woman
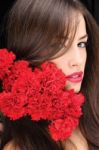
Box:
[0,0,99,149]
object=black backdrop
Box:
[81,0,99,25]
[0,0,99,48]
[0,0,15,48]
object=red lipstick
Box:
[66,72,83,83]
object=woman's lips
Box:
[66,72,83,83]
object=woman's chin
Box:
[65,82,82,93]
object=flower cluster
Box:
[0,49,15,80]
[0,48,85,141]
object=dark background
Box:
[0,0,99,48]
[81,0,99,24]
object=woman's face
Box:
[51,14,88,93]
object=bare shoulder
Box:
[3,141,20,150]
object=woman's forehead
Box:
[74,14,87,40]
[67,13,87,40]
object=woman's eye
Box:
[78,42,87,48]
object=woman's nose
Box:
[68,47,83,67]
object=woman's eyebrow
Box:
[79,34,88,40]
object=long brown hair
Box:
[1,0,99,150]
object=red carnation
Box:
[0,49,85,141]
[49,117,78,141]
[0,92,27,120]
[0,49,15,80]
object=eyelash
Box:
[78,41,88,48]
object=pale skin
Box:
[3,14,88,150]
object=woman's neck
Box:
[63,127,89,150]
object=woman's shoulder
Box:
[3,141,20,150]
